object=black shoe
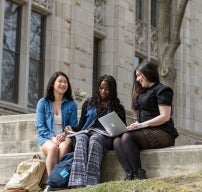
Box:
[138,168,147,179]
[124,171,133,180]
[133,174,139,180]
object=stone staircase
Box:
[1,113,202,190]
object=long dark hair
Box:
[91,75,121,110]
[45,71,73,101]
[132,61,159,100]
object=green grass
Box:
[55,173,202,192]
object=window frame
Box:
[151,0,158,27]
[28,10,46,108]
[1,0,22,103]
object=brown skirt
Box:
[140,128,175,149]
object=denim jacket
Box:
[35,97,78,145]
[81,100,110,130]
[73,98,126,132]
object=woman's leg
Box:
[40,140,59,176]
[120,131,150,175]
[58,137,72,160]
[113,136,132,173]
[113,131,150,180]
[118,129,174,178]
[86,133,105,185]
[68,133,89,187]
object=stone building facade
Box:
[0,0,202,143]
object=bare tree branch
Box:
[157,0,189,88]
[171,0,189,51]
[157,0,172,62]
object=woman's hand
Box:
[51,136,60,146]
[127,121,140,130]
[102,130,109,135]
[56,133,65,141]
[51,134,65,146]
[64,126,74,135]
[127,121,149,129]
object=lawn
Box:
[55,173,202,192]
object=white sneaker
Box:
[43,185,49,192]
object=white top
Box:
[54,113,62,135]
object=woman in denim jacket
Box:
[35,71,78,176]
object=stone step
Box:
[0,113,37,154]
[141,144,202,178]
[1,113,202,188]
[101,145,202,182]
[1,145,202,185]
[0,140,40,154]
[0,152,45,185]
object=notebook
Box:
[66,128,110,137]
[98,111,146,137]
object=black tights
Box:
[113,130,173,175]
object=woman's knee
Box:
[90,134,104,144]
[59,139,73,150]
[41,140,59,154]
[113,137,121,147]
[64,137,72,145]
[76,133,89,142]
[121,132,134,143]
[75,134,89,149]
[87,134,104,150]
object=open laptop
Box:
[98,111,146,137]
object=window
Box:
[92,37,101,93]
[134,56,143,69]
[151,0,158,27]
[28,11,45,108]
[136,0,143,20]
[1,0,48,112]
[1,0,21,103]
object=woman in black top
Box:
[113,61,178,180]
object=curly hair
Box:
[91,75,122,111]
